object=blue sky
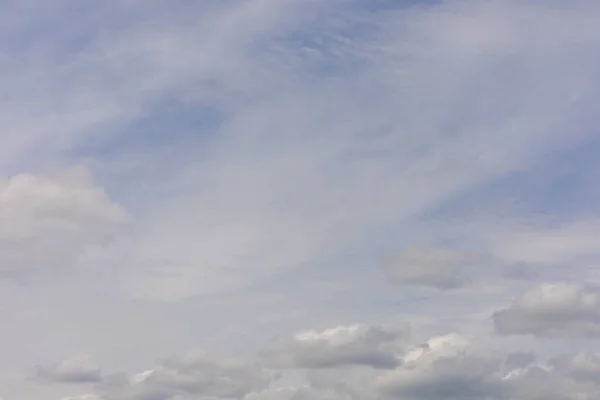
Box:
[1,0,600,399]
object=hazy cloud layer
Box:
[382,247,476,289]
[1,0,600,399]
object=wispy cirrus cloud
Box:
[2,0,600,399]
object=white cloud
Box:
[0,167,130,279]
[493,283,600,337]
[260,324,410,369]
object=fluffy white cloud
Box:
[382,247,476,289]
[0,167,130,278]
[259,324,410,370]
[35,354,102,384]
[493,283,600,337]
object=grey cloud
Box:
[549,353,600,383]
[245,386,355,400]
[259,324,410,370]
[55,331,600,400]
[304,367,380,400]
[286,387,353,400]
[376,335,600,400]
[502,352,537,371]
[382,247,476,289]
[95,350,276,400]
[60,395,102,400]
[376,334,507,400]
[501,263,540,281]
[502,357,600,400]
[493,283,600,337]
[35,355,103,384]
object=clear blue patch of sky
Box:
[424,135,600,222]
[70,99,224,212]
[258,0,441,80]
[0,0,230,63]
[79,98,223,158]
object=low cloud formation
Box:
[95,350,276,400]
[501,353,600,400]
[260,323,410,369]
[377,334,507,400]
[49,326,600,400]
[493,283,600,337]
[382,247,476,289]
[35,355,102,384]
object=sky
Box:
[1,0,600,399]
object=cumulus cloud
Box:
[493,283,600,337]
[375,335,600,400]
[284,331,600,400]
[382,247,476,289]
[501,353,600,400]
[0,167,130,278]
[259,324,410,370]
[95,350,276,400]
[375,333,506,400]
[35,354,102,384]
[53,329,600,400]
